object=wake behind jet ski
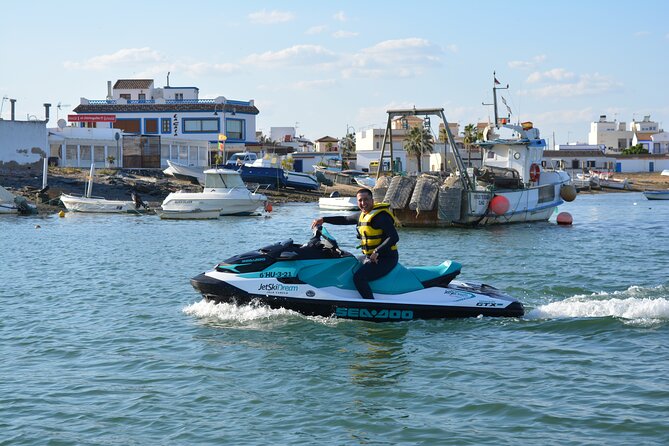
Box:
[190,227,524,321]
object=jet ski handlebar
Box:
[311,225,339,251]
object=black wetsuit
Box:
[322,211,399,299]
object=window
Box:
[183,118,219,133]
[144,118,158,134]
[120,94,131,100]
[161,118,171,134]
[114,119,141,133]
[138,93,146,101]
[226,119,244,140]
[175,93,183,101]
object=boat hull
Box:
[318,197,358,211]
[286,172,319,191]
[157,208,221,220]
[60,194,140,213]
[191,272,524,321]
[643,190,669,200]
[161,190,266,216]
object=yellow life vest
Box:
[357,203,399,255]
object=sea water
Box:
[1,192,668,445]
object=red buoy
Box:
[490,195,510,215]
[556,212,573,225]
[264,202,273,213]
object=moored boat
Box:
[161,168,267,216]
[60,164,148,214]
[318,195,358,211]
[372,76,576,227]
[643,189,669,200]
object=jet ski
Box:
[190,227,524,321]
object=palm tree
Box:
[404,126,434,173]
[340,132,356,169]
[463,123,482,166]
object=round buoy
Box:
[264,202,273,213]
[560,184,577,202]
[58,210,65,218]
[490,195,510,215]
[556,212,573,225]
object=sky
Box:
[1,0,668,147]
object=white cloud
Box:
[519,72,622,98]
[63,47,164,70]
[248,9,295,24]
[291,79,338,90]
[344,38,442,79]
[634,31,649,37]
[508,55,547,70]
[243,45,337,67]
[333,11,347,22]
[332,30,359,39]
[527,68,575,83]
[306,25,327,35]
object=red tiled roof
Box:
[113,79,154,89]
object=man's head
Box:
[356,188,374,213]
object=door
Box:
[649,161,654,172]
[293,159,303,172]
[615,162,622,173]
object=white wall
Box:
[0,120,48,164]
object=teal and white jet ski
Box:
[191,227,524,321]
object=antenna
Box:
[0,95,7,119]
[56,101,71,121]
[482,71,509,128]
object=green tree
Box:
[404,126,434,173]
[340,132,356,169]
[621,143,649,155]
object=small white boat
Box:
[354,175,376,188]
[661,170,669,176]
[163,160,205,185]
[643,190,669,200]
[161,168,267,216]
[156,208,221,220]
[318,196,358,211]
[60,164,147,213]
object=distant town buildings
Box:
[588,114,667,154]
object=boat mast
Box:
[86,163,94,198]
[482,71,508,128]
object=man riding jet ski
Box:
[190,226,524,322]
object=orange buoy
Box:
[556,212,573,225]
[264,202,273,213]
[490,195,510,215]
[529,163,541,182]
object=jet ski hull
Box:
[191,272,524,321]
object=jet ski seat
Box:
[408,260,462,288]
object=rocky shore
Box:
[0,162,361,214]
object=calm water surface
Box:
[1,192,668,445]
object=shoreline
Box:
[2,163,667,215]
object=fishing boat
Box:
[643,189,669,200]
[161,168,268,216]
[60,164,148,213]
[373,76,576,227]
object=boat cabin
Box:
[226,152,258,166]
[203,169,247,189]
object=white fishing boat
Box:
[354,175,376,189]
[161,168,267,216]
[60,164,148,213]
[318,195,359,211]
[163,160,205,185]
[588,171,631,190]
[373,76,576,227]
[643,189,669,200]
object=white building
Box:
[62,79,259,168]
[588,114,662,153]
[0,119,48,164]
